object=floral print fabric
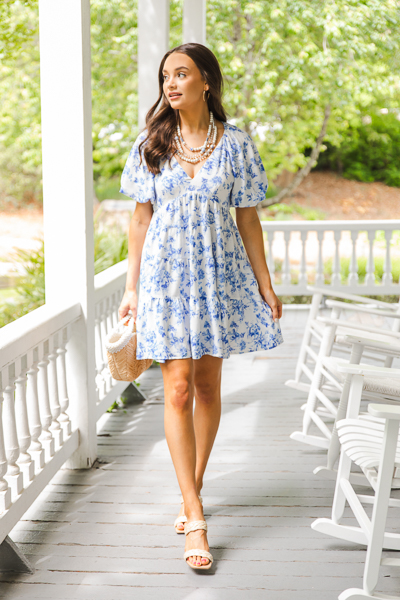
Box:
[120,121,284,362]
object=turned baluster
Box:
[106,296,114,336]
[348,229,359,287]
[98,300,110,392]
[113,289,124,326]
[315,230,324,286]
[3,364,24,498]
[282,230,291,285]
[38,340,55,460]
[94,303,106,400]
[15,355,35,485]
[105,297,116,389]
[26,347,45,472]
[298,230,308,287]
[267,231,275,284]
[365,229,376,287]
[110,292,118,328]
[331,229,342,287]
[382,229,393,286]
[57,326,72,437]
[0,372,12,512]
[47,333,63,449]
[100,300,113,391]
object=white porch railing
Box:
[0,218,399,564]
[0,263,132,556]
[261,219,400,296]
[94,259,129,420]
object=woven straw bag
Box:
[105,314,153,382]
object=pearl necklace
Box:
[179,112,214,153]
[174,112,218,164]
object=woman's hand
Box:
[259,286,283,321]
[118,288,138,322]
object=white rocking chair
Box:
[314,334,400,484]
[286,285,400,394]
[311,366,400,599]
[312,364,400,558]
[290,307,400,450]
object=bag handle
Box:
[120,312,136,333]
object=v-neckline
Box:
[172,121,227,182]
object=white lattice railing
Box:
[261,220,400,296]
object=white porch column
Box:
[183,0,206,45]
[138,0,170,130]
[39,0,97,468]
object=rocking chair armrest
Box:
[315,317,400,340]
[325,299,400,319]
[341,334,400,355]
[368,403,400,421]
[306,286,399,309]
[337,363,400,379]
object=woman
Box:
[118,43,283,570]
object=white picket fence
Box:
[261,219,400,296]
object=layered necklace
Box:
[174,111,217,164]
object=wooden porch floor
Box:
[1,308,400,599]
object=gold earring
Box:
[203,89,208,102]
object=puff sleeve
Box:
[119,130,156,204]
[230,130,268,208]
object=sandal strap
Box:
[183,549,213,562]
[184,520,207,535]
[180,494,203,504]
[174,515,187,526]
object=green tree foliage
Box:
[0,0,41,203]
[1,0,399,206]
[0,223,130,328]
[91,0,138,183]
[206,0,400,184]
[315,110,400,186]
[0,0,140,202]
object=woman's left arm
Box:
[235,206,282,321]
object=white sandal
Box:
[183,519,213,570]
[174,494,203,534]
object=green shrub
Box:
[279,294,399,305]
[94,226,129,274]
[261,202,326,221]
[0,241,46,328]
[94,177,127,202]
[0,224,129,328]
[270,255,400,288]
[315,111,400,187]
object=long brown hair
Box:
[138,43,227,175]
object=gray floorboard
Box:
[2,308,399,599]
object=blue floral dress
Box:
[120,121,284,363]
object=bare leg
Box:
[175,354,223,535]
[193,355,223,495]
[160,355,223,567]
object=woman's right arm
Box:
[118,200,154,321]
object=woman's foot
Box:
[185,525,211,566]
[176,484,203,533]
[175,501,186,532]
[184,500,210,567]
